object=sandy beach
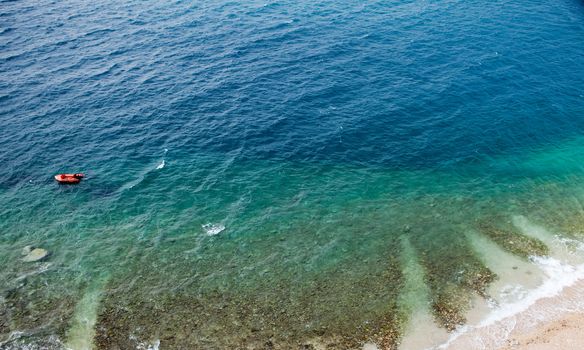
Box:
[498,312,584,350]
[444,279,584,350]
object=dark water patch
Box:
[559,215,584,239]
[2,0,584,173]
[95,260,405,349]
[0,171,40,190]
[419,247,496,331]
[401,199,497,330]
[501,180,584,240]
[0,336,65,350]
[0,271,81,348]
[93,211,407,349]
[95,281,400,349]
[477,220,549,259]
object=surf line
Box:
[156,149,168,170]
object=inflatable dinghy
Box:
[55,173,84,184]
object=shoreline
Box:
[442,278,584,350]
[499,311,584,350]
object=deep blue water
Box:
[1,0,584,349]
[2,0,584,178]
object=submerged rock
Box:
[22,248,49,262]
[21,245,33,256]
[202,223,225,236]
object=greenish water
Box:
[3,137,584,349]
[3,0,584,348]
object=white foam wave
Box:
[121,158,167,191]
[132,337,160,350]
[13,262,52,283]
[149,340,160,350]
[436,256,584,349]
[485,256,584,324]
[202,223,225,236]
[0,331,25,348]
[497,284,529,305]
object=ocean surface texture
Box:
[2,0,584,349]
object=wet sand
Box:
[444,279,584,350]
[498,312,584,350]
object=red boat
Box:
[55,173,84,184]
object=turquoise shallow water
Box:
[2,0,584,349]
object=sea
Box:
[1,0,584,349]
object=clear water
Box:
[1,0,584,349]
